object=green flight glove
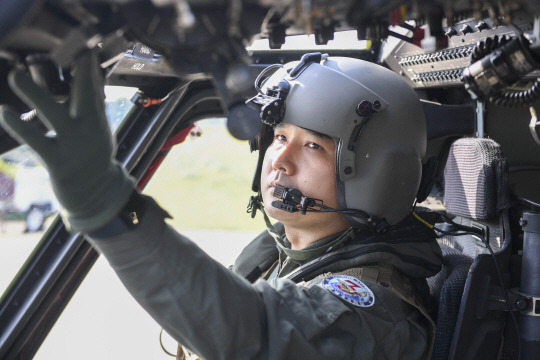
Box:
[0,50,135,233]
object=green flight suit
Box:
[88,195,442,360]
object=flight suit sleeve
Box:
[88,195,428,360]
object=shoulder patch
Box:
[322,275,375,308]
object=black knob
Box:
[460,24,473,35]
[445,27,458,37]
[516,299,527,311]
[475,21,489,32]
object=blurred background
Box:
[0,88,266,359]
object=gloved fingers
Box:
[0,105,54,154]
[69,49,106,120]
[8,70,70,137]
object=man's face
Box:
[260,123,347,230]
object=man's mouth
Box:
[268,183,278,197]
[269,181,287,195]
[267,173,297,198]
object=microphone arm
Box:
[271,185,322,215]
[270,184,391,234]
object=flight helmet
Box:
[247,53,426,229]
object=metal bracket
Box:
[476,100,485,138]
[529,107,540,146]
[485,287,526,313]
[520,293,540,316]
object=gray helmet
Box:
[248,53,426,228]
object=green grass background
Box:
[144,120,267,231]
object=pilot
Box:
[0,50,442,360]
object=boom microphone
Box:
[271,185,322,214]
[271,185,390,233]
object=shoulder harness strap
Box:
[319,264,436,360]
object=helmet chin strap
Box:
[271,185,391,234]
[247,193,283,244]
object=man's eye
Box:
[275,134,287,142]
[308,142,322,150]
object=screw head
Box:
[344,166,353,175]
[373,100,381,110]
[356,100,373,116]
[516,299,528,311]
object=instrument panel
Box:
[383,16,537,89]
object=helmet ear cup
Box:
[342,146,424,226]
[324,59,426,225]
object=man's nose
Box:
[272,145,296,175]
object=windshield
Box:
[33,117,266,359]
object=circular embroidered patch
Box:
[322,275,375,307]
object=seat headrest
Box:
[444,138,510,219]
